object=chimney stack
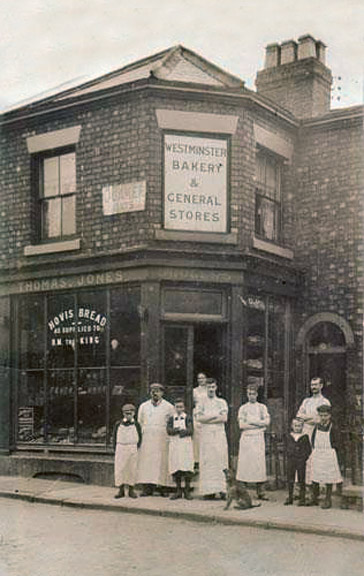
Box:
[255,35,332,119]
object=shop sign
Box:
[164,134,228,233]
[18,407,34,440]
[102,181,146,216]
[48,307,107,347]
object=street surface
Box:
[0,499,362,576]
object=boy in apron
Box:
[310,404,342,509]
[113,403,142,499]
[167,398,194,500]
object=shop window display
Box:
[15,285,141,448]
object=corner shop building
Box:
[0,35,362,484]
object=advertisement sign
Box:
[164,134,228,232]
[48,307,107,347]
[102,181,146,216]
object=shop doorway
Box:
[162,323,226,409]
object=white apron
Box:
[296,395,331,484]
[197,398,228,495]
[136,399,174,486]
[311,427,342,484]
[237,429,266,482]
[168,412,194,475]
[114,424,139,486]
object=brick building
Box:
[0,35,362,485]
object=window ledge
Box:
[24,238,81,256]
[252,236,294,260]
[156,229,238,245]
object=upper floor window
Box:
[37,150,76,240]
[255,148,282,243]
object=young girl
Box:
[236,383,270,500]
[167,398,194,500]
[310,404,342,509]
[284,418,311,506]
[113,403,142,499]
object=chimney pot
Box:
[316,40,327,64]
[264,43,280,68]
[280,40,297,65]
[297,34,317,60]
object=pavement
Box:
[0,475,363,542]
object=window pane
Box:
[110,287,140,366]
[62,195,76,236]
[109,367,141,443]
[43,156,59,198]
[48,370,75,444]
[268,299,285,399]
[244,296,266,402]
[47,294,75,368]
[43,198,61,238]
[77,369,107,444]
[17,372,45,443]
[60,153,76,195]
[77,291,107,367]
[255,196,277,241]
[256,153,265,184]
[19,295,44,369]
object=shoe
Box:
[170,490,183,500]
[284,498,293,506]
[297,500,306,507]
[257,494,269,501]
[114,487,125,499]
[128,487,137,499]
[184,490,193,500]
[321,499,332,509]
[203,494,216,500]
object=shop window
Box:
[34,149,76,241]
[244,294,286,400]
[255,148,282,243]
[15,286,141,448]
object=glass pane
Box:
[265,157,276,193]
[110,287,140,366]
[62,195,76,236]
[256,153,265,184]
[77,291,107,367]
[109,367,141,443]
[244,296,266,401]
[77,369,107,444]
[47,294,75,368]
[17,372,45,443]
[48,370,75,445]
[255,196,277,241]
[19,295,44,369]
[163,289,224,316]
[43,198,61,239]
[43,156,59,198]
[60,153,76,195]
[164,326,188,400]
[268,299,286,399]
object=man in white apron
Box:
[236,383,270,500]
[296,377,331,488]
[136,383,174,496]
[195,379,228,499]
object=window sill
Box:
[156,229,238,245]
[252,236,294,260]
[24,238,81,256]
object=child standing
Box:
[113,403,142,499]
[284,418,312,506]
[167,398,194,500]
[310,404,342,509]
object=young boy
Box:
[310,404,342,509]
[284,418,311,506]
[167,398,194,500]
[113,403,142,499]
[236,383,270,500]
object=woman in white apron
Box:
[236,384,270,500]
[192,373,208,469]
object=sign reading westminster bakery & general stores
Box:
[164,134,228,233]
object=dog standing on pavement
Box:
[223,468,261,510]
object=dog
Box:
[223,468,261,511]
